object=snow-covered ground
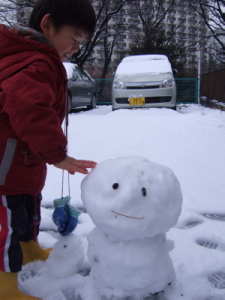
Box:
[19,104,225,300]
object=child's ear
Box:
[40,14,53,35]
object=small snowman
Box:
[81,157,182,299]
[46,234,84,278]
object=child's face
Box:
[46,25,86,61]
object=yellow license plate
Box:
[130,97,145,106]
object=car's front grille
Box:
[126,85,160,89]
[115,96,172,104]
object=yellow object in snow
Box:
[20,240,52,265]
[0,271,41,299]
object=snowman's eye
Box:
[142,187,147,196]
[112,183,119,190]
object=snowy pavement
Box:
[18,104,225,300]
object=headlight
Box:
[161,78,175,88]
[113,79,124,89]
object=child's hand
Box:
[54,155,97,174]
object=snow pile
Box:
[81,156,183,299]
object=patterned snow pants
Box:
[0,194,41,272]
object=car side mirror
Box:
[173,69,178,77]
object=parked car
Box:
[63,62,97,111]
[111,54,177,110]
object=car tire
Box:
[87,94,96,110]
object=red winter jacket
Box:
[0,24,68,196]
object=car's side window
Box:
[82,74,89,81]
[72,69,82,81]
[79,69,90,81]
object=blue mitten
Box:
[53,196,70,235]
[62,204,81,236]
[52,196,81,236]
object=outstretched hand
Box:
[54,155,97,174]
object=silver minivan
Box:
[111,54,176,110]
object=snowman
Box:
[81,157,182,299]
[46,234,85,278]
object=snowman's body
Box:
[88,228,175,298]
[81,157,182,299]
[46,234,84,278]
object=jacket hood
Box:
[0,23,66,81]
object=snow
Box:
[115,55,173,77]
[63,62,78,79]
[81,157,182,298]
[18,104,225,300]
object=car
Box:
[63,62,97,111]
[111,54,177,110]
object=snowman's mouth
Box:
[111,210,144,219]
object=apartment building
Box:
[86,0,209,77]
[165,4,209,68]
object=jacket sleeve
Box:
[1,60,67,164]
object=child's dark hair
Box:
[29,0,96,40]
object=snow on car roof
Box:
[63,62,93,80]
[122,54,168,62]
[63,62,78,79]
[115,54,172,76]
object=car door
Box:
[79,68,95,104]
[68,67,84,105]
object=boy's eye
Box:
[72,37,79,45]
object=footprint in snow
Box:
[178,218,203,229]
[202,213,225,222]
[208,272,225,289]
[193,213,225,290]
[178,212,225,230]
[196,239,225,252]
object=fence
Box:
[176,78,199,104]
[201,68,225,104]
[95,78,199,105]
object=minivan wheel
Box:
[87,94,96,110]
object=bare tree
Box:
[73,0,134,77]
[77,0,188,77]
[133,0,178,38]
[0,0,17,25]
[0,0,35,25]
[187,0,225,62]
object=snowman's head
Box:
[50,234,83,257]
[81,157,182,240]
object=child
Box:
[0,0,96,299]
